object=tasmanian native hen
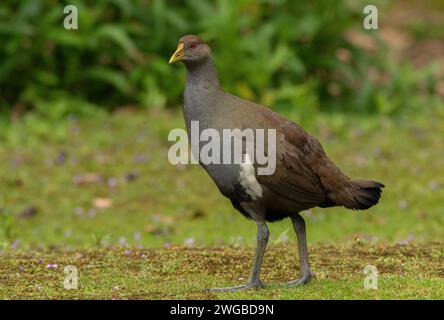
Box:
[169,35,384,291]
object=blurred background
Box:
[0,0,443,250]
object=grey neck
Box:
[185,57,220,91]
[183,57,222,130]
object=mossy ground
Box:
[1,243,442,299]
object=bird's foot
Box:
[286,272,315,287]
[207,281,265,292]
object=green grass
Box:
[1,243,442,299]
[1,108,444,248]
[0,108,443,299]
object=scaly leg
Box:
[287,213,314,286]
[208,221,269,292]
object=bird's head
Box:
[169,35,211,67]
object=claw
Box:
[207,281,265,292]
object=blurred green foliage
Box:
[0,0,441,119]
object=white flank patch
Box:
[239,154,263,200]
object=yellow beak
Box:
[169,43,185,64]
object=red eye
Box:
[191,43,197,49]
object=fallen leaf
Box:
[191,209,206,219]
[124,171,139,182]
[55,151,68,165]
[74,173,103,186]
[93,198,113,209]
[152,214,176,225]
[19,206,38,219]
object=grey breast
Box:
[183,88,243,199]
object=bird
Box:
[169,34,384,291]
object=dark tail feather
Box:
[343,180,385,210]
[316,159,384,210]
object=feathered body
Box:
[182,40,383,222]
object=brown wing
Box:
[256,119,384,210]
[231,97,383,210]
[256,120,327,206]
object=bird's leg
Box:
[287,213,314,286]
[208,221,269,292]
[247,221,268,287]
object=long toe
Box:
[286,273,314,287]
[207,281,265,292]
